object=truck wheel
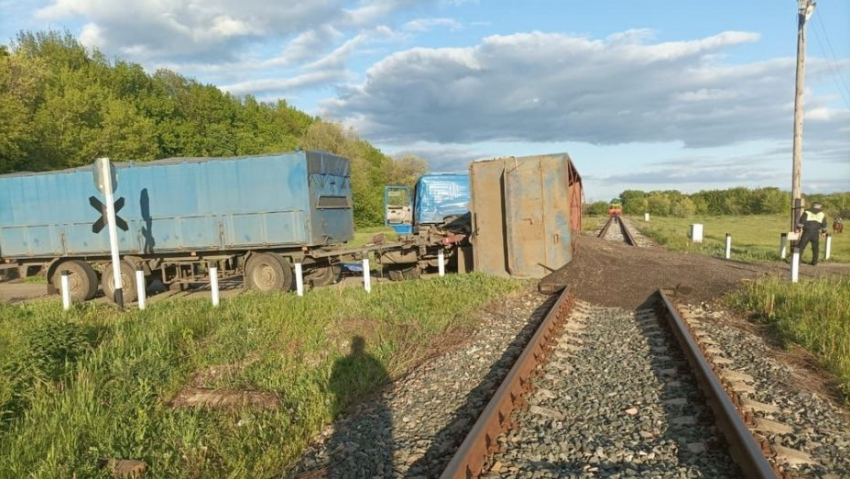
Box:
[101,261,138,304]
[52,260,98,301]
[245,253,293,292]
[306,265,341,287]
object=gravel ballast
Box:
[681,304,850,478]
[291,289,554,478]
[485,300,740,479]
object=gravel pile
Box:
[485,300,739,478]
[681,304,850,478]
[291,289,554,479]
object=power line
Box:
[810,19,850,109]
[813,11,850,108]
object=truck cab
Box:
[384,173,470,234]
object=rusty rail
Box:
[617,216,637,246]
[657,290,777,479]
[597,216,615,238]
[439,287,573,479]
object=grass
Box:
[0,273,522,478]
[350,226,398,247]
[726,276,850,399]
[630,214,850,263]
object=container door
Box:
[503,155,571,278]
[384,186,412,234]
[469,159,509,277]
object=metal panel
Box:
[504,155,571,278]
[469,158,508,278]
[469,154,576,279]
[306,151,354,244]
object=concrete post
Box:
[825,234,832,261]
[725,234,732,259]
[791,247,800,283]
[294,262,304,296]
[210,266,220,307]
[690,224,704,243]
[362,258,371,293]
[61,271,71,311]
[136,268,146,310]
[438,250,445,277]
[644,213,650,222]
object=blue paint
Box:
[414,174,470,225]
[0,150,353,258]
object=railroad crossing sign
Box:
[91,157,126,310]
[89,196,128,233]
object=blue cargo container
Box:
[0,151,353,258]
[0,150,355,301]
[384,173,470,234]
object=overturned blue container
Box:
[0,151,354,258]
[414,173,470,225]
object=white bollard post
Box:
[791,248,800,283]
[60,271,71,311]
[210,266,220,307]
[362,258,371,293]
[725,234,732,259]
[438,250,445,277]
[690,224,704,243]
[294,262,304,296]
[779,233,788,260]
[825,234,832,261]
[644,213,650,222]
[136,268,146,310]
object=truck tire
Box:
[101,261,138,304]
[51,260,98,301]
[245,253,293,292]
[306,265,342,287]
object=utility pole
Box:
[790,0,816,235]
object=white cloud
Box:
[34,0,424,62]
[403,17,462,32]
[221,70,348,96]
[321,30,850,156]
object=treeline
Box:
[586,187,850,217]
[0,31,426,226]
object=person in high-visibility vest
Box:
[796,203,828,266]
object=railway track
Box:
[598,215,637,246]
[438,286,815,479]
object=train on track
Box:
[0,150,583,303]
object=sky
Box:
[1,0,849,201]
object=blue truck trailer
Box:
[0,150,368,301]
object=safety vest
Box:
[803,210,825,223]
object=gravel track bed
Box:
[618,217,655,247]
[680,304,850,478]
[600,217,652,248]
[485,300,739,479]
[291,289,554,479]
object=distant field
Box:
[629,214,849,264]
[0,274,522,477]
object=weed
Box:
[726,276,850,399]
[0,274,521,477]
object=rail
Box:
[439,287,779,479]
[618,216,637,246]
[657,289,778,479]
[438,286,574,479]
[598,214,637,246]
